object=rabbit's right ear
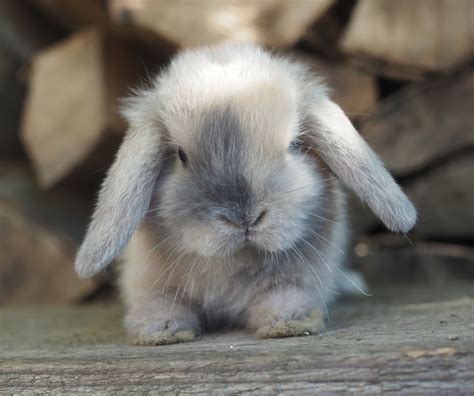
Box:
[75,125,163,277]
[305,98,417,233]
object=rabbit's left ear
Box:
[305,98,416,233]
[75,125,164,277]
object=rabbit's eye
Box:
[289,139,305,154]
[177,147,189,165]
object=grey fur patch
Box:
[187,107,257,226]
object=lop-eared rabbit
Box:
[76,45,416,345]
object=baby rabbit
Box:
[75,44,416,345]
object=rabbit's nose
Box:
[251,209,267,226]
[220,210,267,229]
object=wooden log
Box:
[340,0,474,80]
[362,71,474,178]
[0,199,97,305]
[0,1,64,160]
[0,162,93,242]
[408,156,474,241]
[349,155,474,239]
[353,235,474,285]
[29,0,109,30]
[349,71,474,237]
[20,28,175,188]
[108,0,335,48]
[292,51,377,122]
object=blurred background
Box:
[0,0,473,306]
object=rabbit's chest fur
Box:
[120,181,347,328]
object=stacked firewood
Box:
[1,0,473,304]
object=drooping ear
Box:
[75,125,163,277]
[305,98,416,233]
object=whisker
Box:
[404,233,415,247]
[335,266,372,297]
[308,229,344,255]
[301,238,333,273]
[291,243,329,321]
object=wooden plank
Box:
[1,283,473,393]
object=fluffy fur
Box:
[75,44,416,344]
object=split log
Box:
[29,0,109,30]
[21,28,175,188]
[108,0,335,48]
[292,51,377,121]
[353,235,474,285]
[341,0,474,80]
[0,200,97,305]
[362,71,474,177]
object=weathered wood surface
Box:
[1,283,473,394]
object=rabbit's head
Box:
[75,45,416,277]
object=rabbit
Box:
[75,44,416,345]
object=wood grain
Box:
[1,284,473,394]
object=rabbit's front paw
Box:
[255,309,324,339]
[247,288,325,338]
[125,303,200,346]
[132,319,198,346]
